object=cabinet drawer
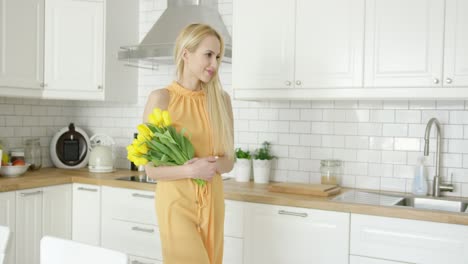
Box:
[351,214,468,264]
[129,255,162,264]
[102,186,156,225]
[102,219,162,260]
[350,255,405,264]
[223,236,243,264]
[224,200,244,238]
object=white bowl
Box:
[0,164,31,177]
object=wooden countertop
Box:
[2,168,468,226]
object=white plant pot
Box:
[235,158,252,182]
[253,159,272,184]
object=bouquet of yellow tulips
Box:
[127,108,205,186]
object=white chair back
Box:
[0,225,10,264]
[40,236,127,264]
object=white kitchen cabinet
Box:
[224,200,245,264]
[0,191,15,264]
[350,214,468,264]
[16,184,72,264]
[42,0,138,102]
[244,203,349,264]
[72,183,101,246]
[350,256,406,264]
[443,0,468,87]
[129,255,163,264]
[42,184,72,239]
[43,0,104,98]
[233,0,365,100]
[364,0,445,87]
[101,186,162,261]
[0,0,44,98]
[16,188,42,264]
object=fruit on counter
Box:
[2,152,9,164]
[12,159,26,166]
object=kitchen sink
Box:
[116,175,156,184]
[333,190,468,213]
[394,197,468,213]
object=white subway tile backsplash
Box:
[279,133,300,145]
[382,124,408,137]
[334,123,358,135]
[450,111,468,124]
[409,100,436,109]
[299,134,321,146]
[355,176,380,190]
[358,100,383,109]
[289,146,311,159]
[394,165,414,179]
[382,151,407,164]
[333,148,357,162]
[310,147,333,160]
[380,177,407,192]
[248,120,269,132]
[311,122,333,134]
[345,109,370,122]
[383,100,409,109]
[290,121,311,133]
[334,101,358,109]
[395,110,421,123]
[369,110,395,123]
[322,135,345,148]
[279,109,300,121]
[357,150,381,163]
[394,138,420,151]
[286,170,310,183]
[269,121,289,133]
[368,163,393,177]
[369,137,394,150]
[421,110,449,124]
[258,108,279,120]
[436,100,465,110]
[358,123,382,136]
[300,109,322,121]
[345,136,369,149]
[323,109,346,121]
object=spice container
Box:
[320,160,342,185]
[25,138,42,170]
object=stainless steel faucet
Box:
[423,118,454,197]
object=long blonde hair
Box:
[174,24,234,160]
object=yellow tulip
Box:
[162,110,172,127]
[134,142,148,154]
[133,156,148,166]
[148,114,158,126]
[137,124,152,140]
[152,108,163,127]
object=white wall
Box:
[1,0,468,198]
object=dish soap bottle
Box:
[412,157,428,195]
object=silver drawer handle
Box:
[77,187,98,192]
[132,226,154,233]
[278,210,308,218]
[132,261,155,264]
[132,193,154,199]
[20,190,43,197]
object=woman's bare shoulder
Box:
[147,88,170,110]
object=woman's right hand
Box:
[188,156,218,181]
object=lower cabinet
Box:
[0,191,15,264]
[350,255,406,264]
[72,183,101,246]
[101,186,162,261]
[16,184,71,264]
[350,214,468,264]
[224,200,245,264]
[129,255,163,264]
[243,203,350,264]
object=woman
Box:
[143,24,234,264]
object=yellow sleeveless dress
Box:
[155,81,225,264]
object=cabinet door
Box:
[244,203,349,264]
[350,256,406,264]
[351,214,468,264]
[44,0,104,98]
[443,0,468,87]
[0,192,15,264]
[295,0,364,88]
[233,0,295,90]
[16,188,43,264]
[0,0,43,94]
[42,184,72,239]
[223,236,243,264]
[364,0,444,87]
[72,183,101,246]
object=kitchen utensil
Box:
[88,134,115,173]
[268,182,341,197]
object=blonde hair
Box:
[174,24,234,160]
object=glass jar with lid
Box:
[24,138,42,170]
[320,159,342,185]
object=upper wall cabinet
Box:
[233,0,364,99]
[233,0,468,100]
[0,0,138,102]
[42,0,138,102]
[0,0,44,98]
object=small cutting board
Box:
[268,182,341,197]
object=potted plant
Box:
[234,148,252,182]
[252,141,275,184]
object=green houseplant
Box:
[234,148,252,182]
[252,141,275,183]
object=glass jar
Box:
[10,148,25,163]
[320,160,342,185]
[25,138,42,170]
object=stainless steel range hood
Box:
[118,0,232,69]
